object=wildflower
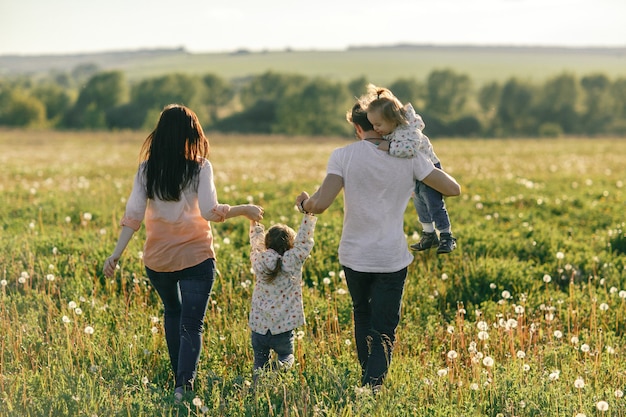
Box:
[447,350,458,360]
[548,370,560,381]
[151,327,158,334]
[571,336,579,345]
[606,346,615,354]
[344,339,351,346]
[581,344,590,353]
[478,331,489,341]
[477,321,488,331]
[501,290,511,299]
[574,377,585,389]
[65,216,71,223]
[516,350,526,359]
[223,238,231,245]
[150,316,159,324]
[523,364,530,371]
[506,318,518,329]
[296,330,305,340]
[141,376,149,385]
[610,287,618,294]
[336,288,347,295]
[62,315,71,323]
[84,326,94,335]
[52,247,58,255]
[74,308,83,315]
[543,274,552,283]
[322,277,331,285]
[437,368,448,377]
[615,389,624,398]
[556,252,564,260]
[554,330,563,339]
[596,401,609,411]
[447,325,454,334]
[489,283,496,289]
[328,271,336,277]
[441,273,448,281]
[83,212,92,221]
[619,290,626,299]
[515,305,525,314]
[0,279,7,287]
[545,312,555,321]
[469,383,479,391]
[600,303,609,311]
[46,274,55,281]
[482,357,494,367]
[68,301,77,309]
[192,397,202,407]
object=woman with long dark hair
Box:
[103,104,264,401]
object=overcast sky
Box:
[2,0,625,56]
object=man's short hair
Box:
[346,103,374,131]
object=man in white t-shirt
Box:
[296,102,460,391]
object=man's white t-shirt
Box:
[327,140,434,273]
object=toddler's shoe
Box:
[410,231,439,251]
[437,233,457,254]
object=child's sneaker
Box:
[410,232,439,251]
[437,233,457,254]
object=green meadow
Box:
[1,130,625,416]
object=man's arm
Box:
[300,174,343,214]
[421,168,461,197]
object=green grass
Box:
[1,130,626,416]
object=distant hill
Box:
[2,44,626,85]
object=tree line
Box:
[1,64,625,138]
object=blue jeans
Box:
[413,162,451,231]
[343,266,407,387]
[251,330,295,371]
[146,258,215,390]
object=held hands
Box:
[246,204,264,221]
[295,191,310,214]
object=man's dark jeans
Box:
[343,266,407,387]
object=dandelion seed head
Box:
[447,350,458,360]
[46,274,55,281]
[515,305,525,314]
[482,356,494,367]
[151,327,158,334]
[296,330,305,340]
[0,279,7,287]
[477,321,488,331]
[571,336,579,344]
[336,288,347,295]
[74,308,83,315]
[619,291,626,299]
[615,389,624,398]
[516,350,526,359]
[470,383,479,391]
[437,368,448,377]
[556,251,564,259]
[600,303,609,311]
[441,273,448,280]
[489,283,496,289]
[574,377,585,389]
[345,339,351,346]
[62,315,71,323]
[141,376,149,385]
[596,401,609,411]
[478,331,489,341]
[523,364,530,371]
[554,330,563,339]
[322,277,331,285]
[581,344,590,353]
[501,290,511,299]
[447,325,455,334]
[83,212,92,221]
[84,326,94,335]
[192,397,202,407]
[543,274,552,283]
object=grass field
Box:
[1,129,626,416]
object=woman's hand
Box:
[103,255,120,278]
[295,192,310,207]
[246,205,264,221]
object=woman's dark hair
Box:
[140,104,210,201]
[263,224,296,283]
